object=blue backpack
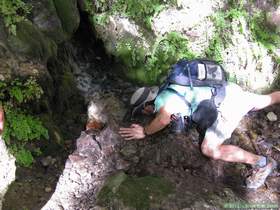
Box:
[159,59,228,132]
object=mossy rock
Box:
[32,0,66,43]
[56,70,78,113]
[7,20,57,62]
[53,0,80,38]
[97,171,174,210]
[39,114,64,152]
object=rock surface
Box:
[0,138,16,210]
[41,123,123,210]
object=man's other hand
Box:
[119,124,145,140]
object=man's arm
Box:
[251,91,280,111]
[119,107,171,140]
[143,107,171,135]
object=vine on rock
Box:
[0,77,48,167]
[0,0,31,35]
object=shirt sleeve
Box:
[154,90,190,116]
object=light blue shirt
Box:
[154,84,213,116]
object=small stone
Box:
[41,156,53,167]
[51,158,57,165]
[45,186,52,193]
[266,112,278,121]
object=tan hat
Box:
[130,86,159,116]
[130,86,158,105]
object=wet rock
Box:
[32,0,66,43]
[266,111,278,121]
[41,156,52,167]
[120,144,138,158]
[266,7,280,33]
[7,21,57,62]
[42,121,123,210]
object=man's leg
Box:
[200,89,280,189]
[250,91,280,111]
[201,137,261,165]
[201,89,280,164]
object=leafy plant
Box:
[11,145,34,167]
[0,77,48,167]
[116,31,197,84]
[146,32,197,81]
[112,0,168,29]
[0,0,31,35]
[85,0,175,29]
[206,6,247,63]
[249,11,280,52]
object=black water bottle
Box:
[170,113,185,134]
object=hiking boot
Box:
[246,157,277,189]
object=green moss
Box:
[209,2,280,57]
[56,70,77,113]
[206,7,247,63]
[0,0,31,35]
[249,11,280,52]
[112,0,168,29]
[97,172,174,210]
[52,0,80,37]
[7,20,57,61]
[0,77,49,167]
[40,114,64,147]
[116,32,197,85]
[85,0,176,29]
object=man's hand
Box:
[119,124,145,140]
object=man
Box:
[119,83,279,189]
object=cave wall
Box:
[0,0,83,206]
[79,0,280,91]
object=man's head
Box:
[130,86,159,116]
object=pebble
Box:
[266,112,277,122]
[45,186,52,193]
[41,156,56,167]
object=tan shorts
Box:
[205,83,262,142]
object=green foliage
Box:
[116,32,197,84]
[0,77,48,167]
[91,13,109,26]
[84,0,109,14]
[206,6,247,63]
[85,0,175,28]
[249,11,280,52]
[113,0,167,29]
[11,145,34,167]
[0,0,31,35]
[227,0,245,10]
[213,1,280,54]
[146,32,197,82]
[3,107,48,143]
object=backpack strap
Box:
[186,64,193,90]
[210,84,226,107]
